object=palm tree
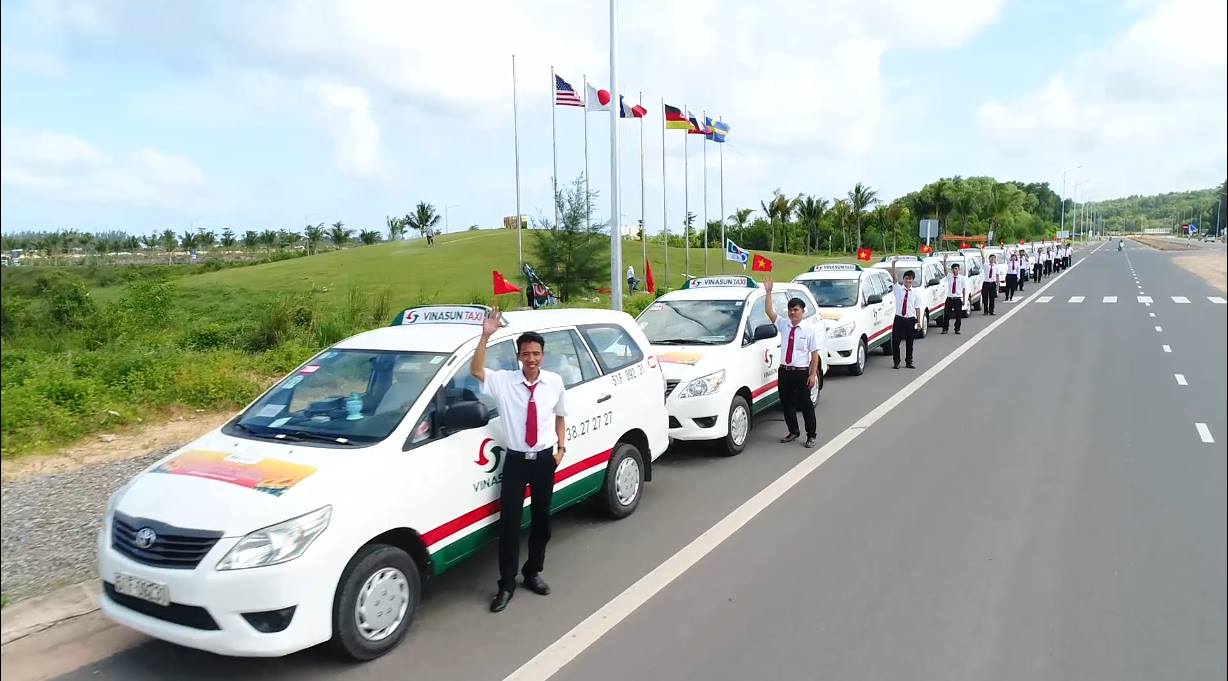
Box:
[385,215,405,241]
[179,230,197,251]
[829,199,851,253]
[220,228,237,249]
[303,223,325,255]
[358,229,380,245]
[885,201,905,252]
[729,208,754,241]
[793,195,828,254]
[260,229,278,252]
[404,202,441,239]
[760,188,791,252]
[242,230,260,251]
[952,188,977,238]
[160,229,178,263]
[328,221,352,248]
[140,233,158,252]
[988,183,1024,239]
[848,182,878,250]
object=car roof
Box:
[794,269,864,280]
[335,307,635,353]
[656,286,758,302]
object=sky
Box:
[1,0,1225,236]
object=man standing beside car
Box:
[471,310,568,613]
[888,263,923,369]
[764,277,819,448]
[940,258,969,335]
[981,253,999,316]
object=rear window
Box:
[579,324,645,373]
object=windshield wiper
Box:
[652,338,724,345]
[272,429,360,446]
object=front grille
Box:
[112,512,223,570]
[104,582,220,630]
[664,380,680,399]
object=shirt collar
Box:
[516,370,542,386]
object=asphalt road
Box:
[49,242,1227,681]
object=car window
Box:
[408,341,517,447]
[540,329,599,387]
[579,324,645,373]
[878,273,894,296]
[745,296,770,340]
[798,278,859,308]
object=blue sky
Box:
[1,0,1224,235]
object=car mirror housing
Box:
[442,401,490,433]
[752,323,778,341]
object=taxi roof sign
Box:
[390,304,504,327]
[811,263,862,273]
[682,275,759,289]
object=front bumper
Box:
[664,388,729,441]
[825,335,859,366]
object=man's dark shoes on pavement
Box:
[954,330,961,334]
[941,329,948,334]
[803,437,816,448]
[906,363,916,369]
[523,574,551,596]
[780,433,799,443]
[490,589,513,612]
[893,363,900,369]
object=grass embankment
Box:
[1,230,852,458]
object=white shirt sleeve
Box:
[480,368,504,397]
[552,375,569,417]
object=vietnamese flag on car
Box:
[920,244,934,254]
[960,242,970,248]
[751,254,773,272]
[492,270,521,295]
[856,247,873,262]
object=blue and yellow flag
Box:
[705,117,730,143]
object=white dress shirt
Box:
[774,317,818,369]
[1008,260,1020,275]
[626,265,635,280]
[893,283,919,318]
[943,274,968,299]
[984,262,998,282]
[481,368,568,451]
[1043,250,1052,262]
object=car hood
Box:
[112,430,368,536]
[652,346,734,380]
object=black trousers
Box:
[498,449,557,591]
[1033,263,1043,281]
[1005,273,1018,300]
[1018,268,1026,289]
[778,367,816,438]
[981,282,996,314]
[942,297,964,332]
[1064,255,1071,268]
[1044,260,1052,275]
[892,315,915,366]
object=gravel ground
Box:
[1,447,174,603]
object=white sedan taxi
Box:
[792,264,894,375]
[99,305,668,660]
[636,275,827,456]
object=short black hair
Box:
[951,263,961,270]
[516,331,545,353]
[902,269,916,279]
[787,297,806,311]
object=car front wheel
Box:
[331,544,420,661]
[720,395,751,456]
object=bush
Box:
[179,323,234,351]
[622,293,657,318]
[36,272,96,328]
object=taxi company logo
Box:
[402,307,484,325]
[474,438,505,491]
[763,349,772,366]
[134,527,157,549]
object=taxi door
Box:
[536,327,609,483]
[743,293,780,412]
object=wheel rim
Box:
[354,567,410,642]
[729,403,749,447]
[614,455,641,506]
[857,343,866,371]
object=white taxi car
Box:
[871,257,946,338]
[636,275,828,456]
[792,264,894,375]
[99,305,668,660]
[933,254,986,312]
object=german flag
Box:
[664,103,693,131]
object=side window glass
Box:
[745,296,770,340]
[579,324,645,373]
[540,329,598,387]
[409,341,515,446]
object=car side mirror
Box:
[970,268,981,276]
[865,293,883,305]
[752,323,778,341]
[928,278,940,287]
[442,400,490,432]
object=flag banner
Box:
[751,253,773,272]
[645,259,656,294]
[492,270,521,295]
[857,247,873,262]
[725,239,749,265]
[704,117,730,142]
[586,83,612,111]
[960,242,970,248]
[554,74,584,107]
[619,96,648,118]
[686,112,706,134]
[920,244,934,254]
[664,103,691,130]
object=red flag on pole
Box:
[644,259,656,293]
[920,244,934,255]
[960,242,970,249]
[492,270,521,295]
[751,254,773,272]
[856,247,873,262]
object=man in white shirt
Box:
[626,264,637,292]
[1017,249,1029,291]
[980,253,999,316]
[1064,243,1073,269]
[471,311,569,613]
[1043,246,1053,276]
[940,260,969,335]
[764,277,819,448]
[1005,253,1020,301]
[1033,247,1044,282]
[888,264,923,369]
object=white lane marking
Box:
[1155,326,1163,332]
[501,262,1090,681]
[1137,296,1153,303]
[1149,312,1156,317]
[1175,374,1188,386]
[1172,296,1190,304]
[1195,423,1214,443]
[1210,297,1227,304]
[1069,296,1084,303]
[1037,296,1053,303]
[1103,296,1117,303]
[1162,344,1172,352]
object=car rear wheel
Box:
[330,544,420,661]
[846,339,867,376]
[599,441,645,518]
[720,395,751,456]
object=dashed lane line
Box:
[1175,374,1188,386]
[1163,345,1172,353]
[1196,423,1214,444]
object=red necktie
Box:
[951,277,956,295]
[902,288,909,316]
[524,382,538,448]
[786,326,797,363]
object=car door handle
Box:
[597,394,612,403]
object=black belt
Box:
[779,365,809,371]
[505,446,555,458]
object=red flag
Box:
[644,259,656,294]
[751,254,773,272]
[960,242,970,249]
[856,247,873,262]
[492,270,520,295]
[920,244,934,255]
[1019,239,1025,244]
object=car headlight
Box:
[828,322,855,338]
[678,370,726,398]
[216,506,331,571]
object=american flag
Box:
[554,75,584,107]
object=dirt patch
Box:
[1173,252,1228,293]
[0,409,233,484]
[1133,236,1202,251]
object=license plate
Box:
[115,573,170,607]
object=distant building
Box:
[502,215,528,230]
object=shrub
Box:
[38,273,96,328]
[179,323,233,351]
[622,293,657,318]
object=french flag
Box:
[619,96,648,119]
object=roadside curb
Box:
[0,581,99,646]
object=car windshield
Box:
[799,279,859,307]
[638,299,744,345]
[234,349,449,444]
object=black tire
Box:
[846,338,867,376]
[971,296,981,312]
[330,544,420,661]
[719,395,751,456]
[599,441,645,518]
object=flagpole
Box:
[683,103,690,279]
[719,116,725,274]
[608,0,623,311]
[550,65,559,230]
[512,54,523,273]
[639,91,646,288]
[660,97,669,287]
[702,109,709,275]
[583,74,591,231]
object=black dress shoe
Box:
[803,437,816,448]
[954,330,961,334]
[523,574,551,596]
[940,329,948,334]
[490,589,514,612]
[905,363,916,369]
[892,363,900,369]
[779,433,799,443]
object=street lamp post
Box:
[1061,165,1082,237]
[444,205,461,234]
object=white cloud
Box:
[312,81,380,178]
[0,128,208,210]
